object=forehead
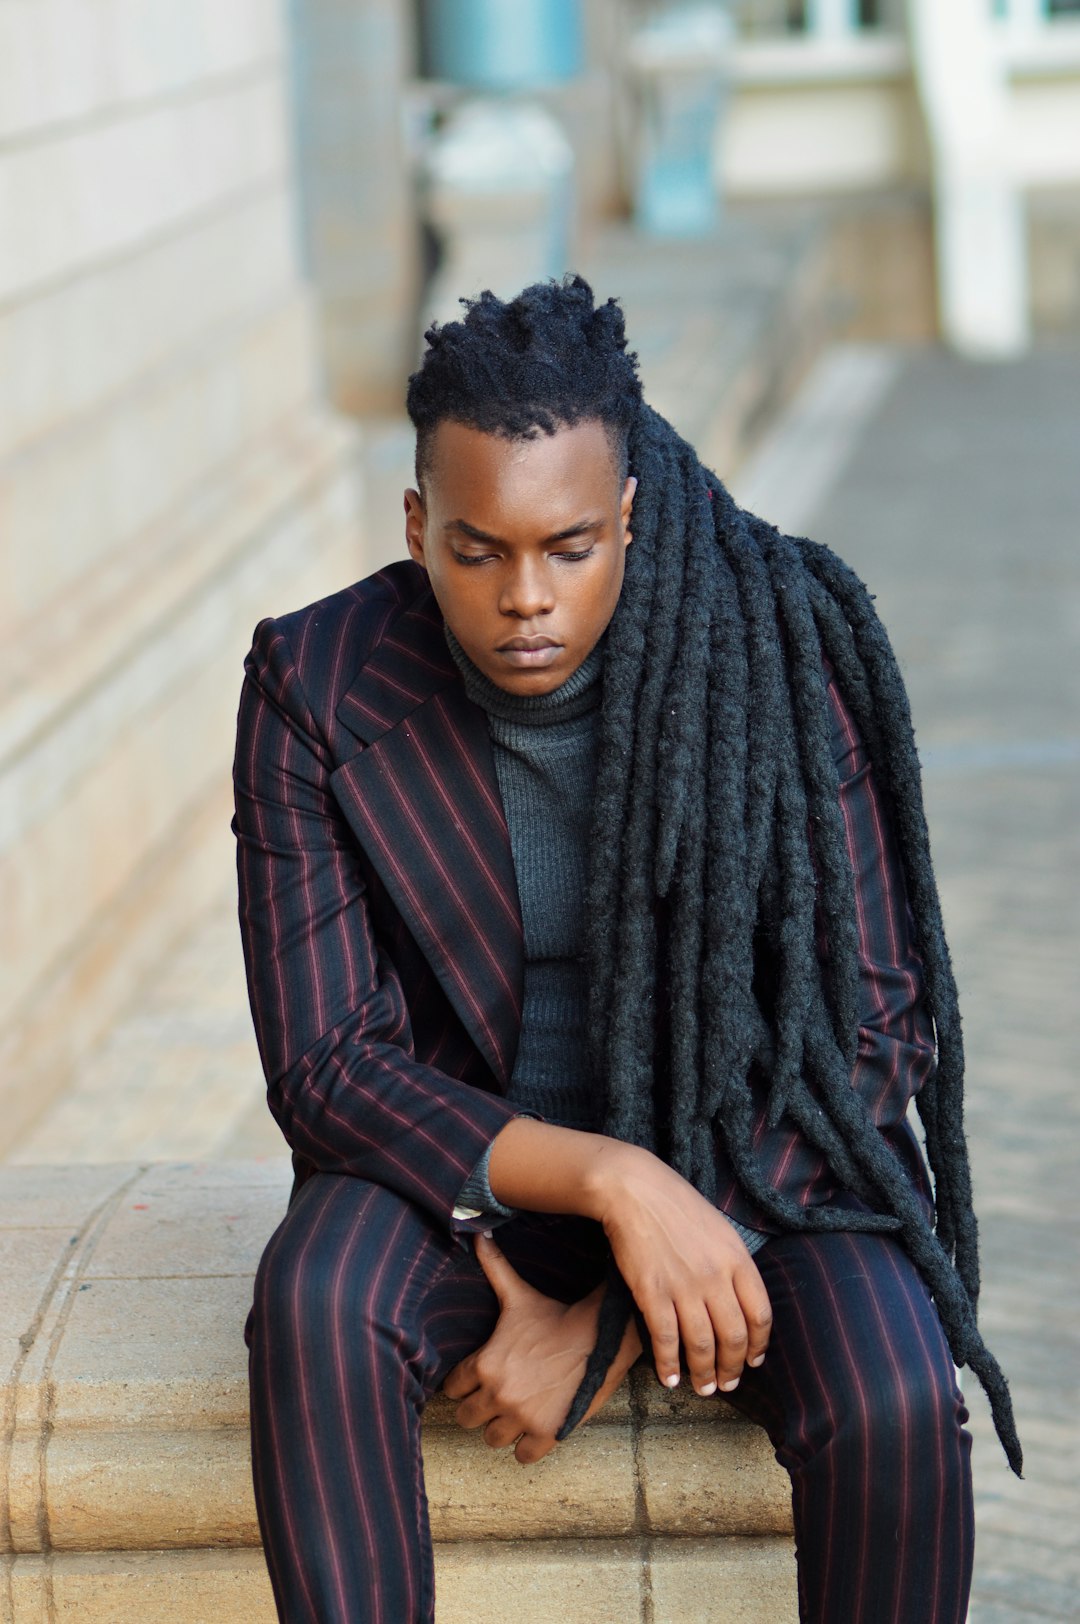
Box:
[423,419,621,516]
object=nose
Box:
[498,555,555,620]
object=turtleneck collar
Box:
[443,623,605,727]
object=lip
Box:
[494,636,563,669]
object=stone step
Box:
[0,1162,797,1619]
[6,1537,799,1623]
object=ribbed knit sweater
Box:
[445,624,765,1256]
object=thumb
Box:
[473,1231,526,1306]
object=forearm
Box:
[485,1116,640,1220]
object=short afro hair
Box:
[406,273,643,487]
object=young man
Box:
[232,276,1019,1623]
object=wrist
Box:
[578,1138,651,1223]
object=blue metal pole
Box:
[423,0,583,90]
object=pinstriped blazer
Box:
[232,558,937,1237]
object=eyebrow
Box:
[445,517,603,546]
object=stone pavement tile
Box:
[433,1539,643,1623]
[81,1179,283,1280]
[0,1230,83,1373]
[639,1421,792,1536]
[648,1536,799,1623]
[132,1159,292,1194]
[0,1165,135,1229]
[43,1426,258,1553]
[8,1550,277,1624]
[46,1274,251,1429]
[424,1420,636,1541]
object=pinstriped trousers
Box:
[246,1173,974,1624]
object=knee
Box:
[250,1178,400,1367]
[833,1359,970,1498]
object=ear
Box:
[404,487,427,569]
[620,475,637,548]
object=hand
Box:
[585,1148,772,1398]
[442,1233,641,1464]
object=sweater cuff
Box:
[722,1214,770,1254]
[450,1111,545,1231]
[452,1136,516,1225]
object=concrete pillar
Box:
[287,0,420,414]
[908,0,1030,356]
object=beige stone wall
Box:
[0,1,367,1154]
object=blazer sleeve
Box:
[231,615,520,1230]
[824,670,938,1130]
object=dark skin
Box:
[404,418,772,1464]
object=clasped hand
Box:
[443,1157,773,1465]
[442,1234,637,1464]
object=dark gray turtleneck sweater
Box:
[445,625,765,1255]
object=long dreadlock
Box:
[407,274,1021,1475]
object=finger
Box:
[515,1432,557,1465]
[642,1300,682,1389]
[734,1264,773,1370]
[704,1294,749,1393]
[677,1305,721,1397]
[482,1415,523,1451]
[473,1232,526,1307]
[452,1390,498,1431]
[442,1356,479,1401]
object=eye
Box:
[553,546,595,563]
[452,551,496,566]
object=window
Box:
[732,0,905,36]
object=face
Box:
[404,418,636,695]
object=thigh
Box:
[730,1227,968,1459]
[722,1228,973,1624]
[248,1173,610,1399]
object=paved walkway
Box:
[738,344,1080,1623]
[11,341,1079,1620]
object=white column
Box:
[908,0,1030,356]
[805,0,861,38]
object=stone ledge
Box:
[5,1537,798,1624]
[0,1162,796,1617]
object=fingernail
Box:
[664,1373,680,1388]
[480,1229,493,1239]
[698,1382,717,1397]
[748,1354,765,1367]
[720,1378,740,1392]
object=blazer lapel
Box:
[331,584,524,1088]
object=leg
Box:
[723,1229,974,1624]
[248,1173,498,1623]
[247,1174,606,1623]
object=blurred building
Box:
[2,0,1078,1154]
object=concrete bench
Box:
[0,1162,797,1623]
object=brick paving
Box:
[802,345,1080,1623]
[10,318,1078,1615]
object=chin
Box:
[491,661,570,695]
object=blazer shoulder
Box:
[246,559,430,694]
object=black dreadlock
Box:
[406,274,1021,1475]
